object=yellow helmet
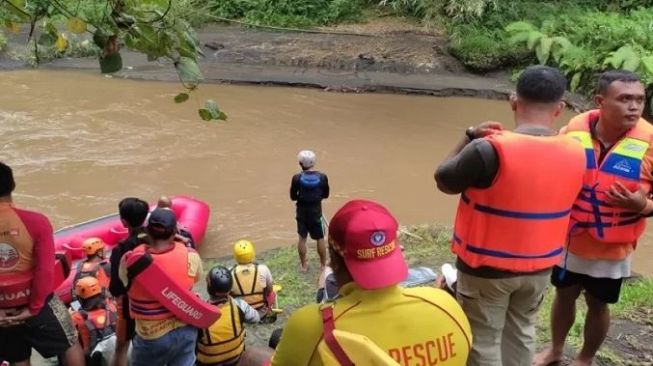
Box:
[233,240,255,264]
[82,237,105,257]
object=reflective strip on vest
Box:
[197,298,245,365]
[565,114,651,243]
[453,234,563,259]
[127,243,195,320]
[462,193,571,220]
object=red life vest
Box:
[79,306,117,353]
[127,242,196,321]
[566,110,653,244]
[74,259,111,289]
[453,131,585,272]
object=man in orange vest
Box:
[0,161,85,365]
[74,237,111,293]
[534,70,653,366]
[435,66,586,366]
[118,208,203,366]
[71,276,117,365]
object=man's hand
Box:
[470,121,504,139]
[0,307,31,327]
[606,182,648,212]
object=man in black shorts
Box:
[290,150,329,272]
[0,161,84,365]
[535,71,653,366]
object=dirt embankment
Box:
[1,19,522,101]
[2,18,591,108]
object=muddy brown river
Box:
[2,70,652,275]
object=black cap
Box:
[147,208,177,233]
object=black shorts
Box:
[551,266,624,304]
[0,294,77,362]
[296,206,324,240]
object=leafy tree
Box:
[0,0,226,121]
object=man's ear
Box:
[594,94,604,109]
[553,101,565,117]
[509,93,518,112]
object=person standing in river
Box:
[534,70,653,366]
[0,161,86,366]
[435,66,586,366]
[290,150,329,272]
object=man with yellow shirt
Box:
[119,208,203,366]
[535,70,653,366]
[271,199,472,366]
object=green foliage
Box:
[448,28,531,72]
[440,0,497,21]
[378,0,497,21]
[209,0,364,27]
[506,7,653,96]
[0,30,6,52]
[0,0,222,121]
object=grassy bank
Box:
[207,224,653,365]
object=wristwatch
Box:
[465,126,476,141]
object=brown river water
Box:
[2,70,653,275]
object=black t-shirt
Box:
[108,227,148,298]
[290,171,330,207]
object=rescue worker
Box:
[74,237,111,294]
[0,161,85,365]
[108,197,149,366]
[156,196,195,248]
[435,65,586,366]
[118,208,202,366]
[71,276,117,366]
[197,265,261,366]
[270,199,472,366]
[230,240,275,318]
[316,265,338,303]
[290,150,330,272]
[534,70,653,366]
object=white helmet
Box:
[297,150,316,169]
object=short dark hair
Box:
[516,65,567,103]
[118,197,149,228]
[148,226,176,241]
[598,70,641,95]
[0,162,16,197]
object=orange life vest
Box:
[453,131,585,272]
[127,242,195,320]
[74,259,111,290]
[566,110,653,244]
[75,305,117,353]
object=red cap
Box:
[328,200,407,290]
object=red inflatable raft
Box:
[53,195,210,303]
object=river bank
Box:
[214,225,653,366]
[0,20,590,111]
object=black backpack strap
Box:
[125,251,153,291]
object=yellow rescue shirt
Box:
[271,282,472,366]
